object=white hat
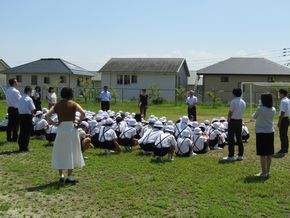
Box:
[35,111,43,116]
[98,110,103,114]
[191,121,199,128]
[219,117,226,122]
[212,122,220,129]
[154,120,163,128]
[204,120,210,125]
[106,118,114,125]
[109,112,115,117]
[181,129,191,138]
[223,122,228,129]
[96,115,103,121]
[181,116,189,124]
[167,120,174,126]
[164,125,174,133]
[193,127,202,135]
[80,121,89,128]
[42,108,48,114]
[211,118,219,124]
[148,117,157,124]
[89,120,98,127]
[128,119,137,126]
[199,123,206,129]
[159,117,167,124]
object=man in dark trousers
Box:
[186,90,197,121]
[100,86,111,111]
[17,86,35,152]
[5,78,21,142]
[277,89,290,156]
[223,88,246,161]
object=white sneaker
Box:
[191,152,197,156]
[168,154,174,161]
[237,156,243,161]
[222,156,235,161]
[213,146,223,150]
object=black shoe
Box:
[7,139,12,142]
[59,177,65,183]
[65,178,78,185]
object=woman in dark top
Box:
[139,89,148,118]
[32,86,42,111]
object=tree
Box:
[79,78,94,102]
[206,89,223,108]
[175,87,187,105]
[149,84,165,104]
[110,87,119,105]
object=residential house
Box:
[0,59,10,86]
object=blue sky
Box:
[1,0,290,70]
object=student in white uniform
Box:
[98,118,121,153]
[89,120,100,148]
[0,114,9,131]
[192,127,209,154]
[242,123,250,142]
[113,114,127,138]
[175,116,191,139]
[119,118,138,151]
[78,121,94,153]
[154,125,177,161]
[45,124,57,143]
[176,130,195,157]
[33,111,48,137]
[186,90,198,121]
[17,86,35,152]
[208,122,222,150]
[138,120,163,154]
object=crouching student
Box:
[208,122,223,150]
[242,123,250,142]
[138,120,163,155]
[119,118,138,151]
[175,130,195,157]
[89,120,101,148]
[45,124,57,144]
[154,125,176,161]
[33,111,48,138]
[78,121,94,154]
[192,127,209,154]
[98,118,121,154]
[0,114,9,131]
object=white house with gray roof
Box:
[99,58,190,101]
[197,57,290,103]
[2,58,95,96]
[0,59,10,86]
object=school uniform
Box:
[0,117,8,131]
[47,92,57,109]
[32,91,42,111]
[45,125,57,142]
[112,121,127,137]
[242,125,250,142]
[186,96,197,121]
[5,87,21,142]
[278,96,290,153]
[119,126,137,147]
[98,126,118,150]
[100,91,111,111]
[17,94,35,151]
[33,118,48,136]
[175,137,192,157]
[207,127,220,149]
[192,135,208,154]
[138,128,163,152]
[154,132,177,157]
[175,123,191,139]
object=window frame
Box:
[44,76,50,84]
[124,75,130,85]
[220,76,229,82]
[31,75,38,85]
[131,75,137,84]
[117,75,123,85]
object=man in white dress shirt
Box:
[186,90,197,121]
[17,86,35,152]
[223,88,246,161]
[5,78,21,142]
[100,86,111,111]
[277,89,290,155]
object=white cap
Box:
[98,110,103,114]
[148,117,157,124]
[193,127,202,135]
[96,115,103,121]
[128,119,137,126]
[219,117,226,122]
[42,108,48,114]
[80,121,89,128]
[191,121,199,128]
[211,118,219,124]
[154,120,163,128]
[106,118,114,125]
[212,122,220,129]
[204,120,210,125]
[199,123,206,129]
[181,116,189,124]
[89,120,98,127]
[181,129,191,138]
[167,120,174,126]
[35,111,43,116]
[164,125,174,133]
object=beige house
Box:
[197,57,290,103]
[2,58,94,96]
[0,59,10,86]
[99,58,190,101]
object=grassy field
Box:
[0,100,289,217]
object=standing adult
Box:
[5,78,21,142]
[186,90,197,121]
[32,86,42,111]
[276,89,290,155]
[45,87,85,184]
[100,86,111,111]
[17,86,35,152]
[253,94,275,177]
[47,87,57,109]
[139,89,148,118]
[223,88,246,161]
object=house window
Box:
[16,75,22,83]
[221,76,229,82]
[60,76,66,83]
[77,78,81,86]
[31,75,38,85]
[131,75,137,84]
[124,75,130,85]
[267,76,275,82]
[117,75,123,85]
[44,77,50,84]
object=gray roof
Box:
[188,71,203,85]
[0,59,10,70]
[90,71,101,81]
[99,58,190,76]
[2,58,94,76]
[197,57,290,75]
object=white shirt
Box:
[192,135,207,152]
[155,132,177,148]
[186,96,197,106]
[279,97,290,116]
[176,137,192,155]
[120,126,137,139]
[34,118,48,131]
[17,94,35,115]
[253,106,276,133]
[207,127,220,140]
[0,118,8,127]
[138,128,163,144]
[46,125,57,134]
[175,123,191,138]
[98,126,117,142]
[230,97,246,120]
[113,121,127,133]
[47,92,57,104]
[100,91,111,101]
[78,129,86,139]
[5,87,21,108]
[242,125,249,136]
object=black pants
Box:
[7,107,19,142]
[279,117,289,153]
[18,114,33,151]
[101,101,110,111]
[228,119,243,157]
[139,105,147,118]
[188,106,196,121]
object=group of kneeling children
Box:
[0,109,250,161]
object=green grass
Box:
[0,100,289,217]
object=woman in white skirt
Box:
[45,87,85,184]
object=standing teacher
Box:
[100,86,111,111]
[186,90,197,121]
[139,89,148,118]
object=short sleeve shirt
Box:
[98,126,117,142]
[192,135,207,152]
[230,97,246,119]
[120,127,137,139]
[17,95,35,114]
[34,119,48,131]
[279,97,290,116]
[186,96,197,106]
[176,138,192,154]
[155,132,177,148]
[5,87,21,108]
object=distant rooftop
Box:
[197,57,290,75]
[2,58,94,76]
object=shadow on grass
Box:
[218,159,237,164]
[26,181,68,194]
[150,158,172,164]
[244,176,269,183]
[0,150,22,155]
[43,142,53,147]
[272,153,287,159]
